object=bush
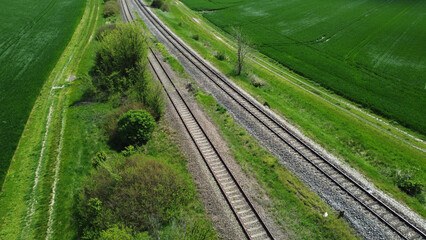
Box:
[146,82,165,121]
[96,24,117,40]
[394,170,423,196]
[118,110,156,146]
[192,34,199,41]
[160,3,170,12]
[77,197,111,239]
[92,151,107,168]
[98,225,133,240]
[151,0,164,8]
[78,158,190,236]
[92,24,149,100]
[103,1,120,18]
[250,75,265,88]
[216,104,227,114]
[122,145,136,157]
[214,51,225,61]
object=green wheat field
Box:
[182,0,426,135]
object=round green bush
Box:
[117,110,156,146]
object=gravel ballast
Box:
[151,52,285,239]
[134,3,426,239]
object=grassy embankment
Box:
[0,0,101,238]
[0,0,86,188]
[182,0,426,136]
[147,1,426,217]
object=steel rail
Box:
[133,1,425,239]
[148,48,274,239]
[120,2,274,239]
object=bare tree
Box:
[232,27,249,76]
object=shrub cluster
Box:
[91,23,149,100]
[214,51,225,61]
[103,1,120,18]
[96,24,117,40]
[393,169,423,196]
[192,34,199,41]
[91,23,165,120]
[78,158,191,238]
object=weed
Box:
[214,51,225,61]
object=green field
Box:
[0,0,85,188]
[181,0,426,135]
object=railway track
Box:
[120,1,275,239]
[128,1,425,239]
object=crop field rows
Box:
[0,0,85,188]
[181,0,426,135]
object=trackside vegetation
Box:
[1,2,216,239]
[73,21,217,239]
[0,0,85,191]
[147,1,426,216]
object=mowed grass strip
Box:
[182,0,426,135]
[0,0,86,188]
[148,2,426,216]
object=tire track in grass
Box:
[344,3,415,63]
[20,14,79,239]
[45,106,66,240]
[43,1,100,238]
[20,104,54,239]
[0,0,57,58]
